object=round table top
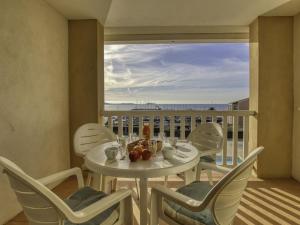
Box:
[85,141,201,178]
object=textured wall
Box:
[0,0,69,223]
[69,20,104,167]
[249,19,259,160]
[250,17,294,178]
[293,13,300,181]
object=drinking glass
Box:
[129,133,138,142]
[150,140,158,156]
[118,136,127,158]
[158,132,166,142]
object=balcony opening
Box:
[104,43,249,165]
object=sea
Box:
[105,103,228,111]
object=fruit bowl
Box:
[127,139,162,152]
[127,139,155,161]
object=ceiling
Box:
[264,0,300,16]
[45,0,112,25]
[45,0,300,40]
[105,0,289,27]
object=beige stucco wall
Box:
[249,19,259,161]
[0,0,69,223]
[69,20,104,167]
[293,13,300,181]
[250,17,294,178]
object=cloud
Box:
[104,43,249,104]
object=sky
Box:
[104,43,249,104]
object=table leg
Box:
[139,177,148,225]
[101,175,106,192]
[135,178,140,200]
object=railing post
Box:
[128,115,133,136]
[233,115,238,166]
[150,115,154,139]
[107,116,112,131]
[212,115,217,123]
[222,115,228,166]
[160,115,164,136]
[139,116,143,138]
[118,116,123,137]
[243,116,249,158]
[170,116,175,138]
[201,114,207,124]
[180,116,185,140]
[191,115,196,131]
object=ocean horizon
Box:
[105,103,228,111]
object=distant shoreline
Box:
[105,103,228,111]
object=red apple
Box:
[142,149,152,160]
[133,145,143,158]
[129,150,140,162]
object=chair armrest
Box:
[38,167,84,189]
[198,162,231,174]
[67,189,132,224]
[151,185,206,212]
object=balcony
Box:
[1,0,300,225]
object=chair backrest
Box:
[0,157,73,225]
[203,146,264,225]
[187,122,223,153]
[74,123,117,156]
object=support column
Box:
[293,13,300,181]
[97,22,105,125]
[69,20,105,167]
[249,17,293,178]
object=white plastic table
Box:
[85,141,201,225]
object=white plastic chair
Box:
[74,123,139,196]
[164,123,223,186]
[187,122,223,184]
[74,123,117,189]
[0,156,133,225]
[150,146,264,225]
[74,123,117,157]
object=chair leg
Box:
[196,164,202,181]
[184,169,196,185]
[90,173,101,191]
[206,169,213,185]
[99,176,119,193]
[123,195,133,225]
[164,176,168,186]
[135,178,140,200]
[112,178,117,192]
[86,172,92,186]
[101,175,107,192]
[150,191,160,225]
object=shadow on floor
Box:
[5,176,300,225]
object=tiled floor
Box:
[5,174,300,225]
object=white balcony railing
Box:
[104,110,256,167]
